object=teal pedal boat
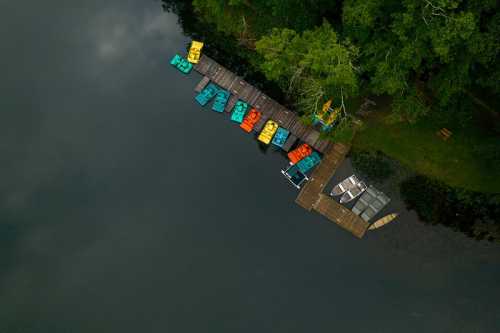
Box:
[230,100,248,123]
[195,83,219,106]
[212,89,230,113]
[296,151,321,173]
[271,127,289,148]
[170,54,193,74]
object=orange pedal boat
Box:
[240,108,262,132]
[287,143,312,164]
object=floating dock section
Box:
[193,55,331,153]
[295,143,369,238]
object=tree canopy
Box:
[188,0,499,122]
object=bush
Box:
[351,150,394,182]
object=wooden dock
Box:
[312,194,370,238]
[295,143,369,238]
[191,54,368,238]
[193,55,331,153]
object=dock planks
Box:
[193,55,332,153]
[194,76,210,93]
[295,143,369,238]
[312,194,370,238]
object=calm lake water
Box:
[1,1,499,332]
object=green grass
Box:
[353,113,500,193]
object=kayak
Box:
[368,213,399,230]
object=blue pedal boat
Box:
[170,54,193,74]
[296,151,321,173]
[230,100,248,123]
[281,164,308,189]
[212,89,230,113]
[271,127,290,148]
[195,83,219,106]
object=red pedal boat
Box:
[287,143,312,164]
[240,108,262,132]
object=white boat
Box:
[352,186,378,215]
[368,213,399,230]
[340,181,367,203]
[330,175,359,196]
[361,192,391,222]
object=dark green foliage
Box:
[401,175,500,240]
[351,150,394,182]
[181,0,499,123]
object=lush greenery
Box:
[353,110,499,193]
[401,175,500,241]
[351,150,395,182]
[189,0,499,123]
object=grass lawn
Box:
[353,112,500,193]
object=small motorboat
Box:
[330,175,359,196]
[187,40,204,64]
[340,181,367,203]
[170,54,193,74]
[281,164,308,189]
[271,127,290,148]
[352,186,378,216]
[296,151,321,173]
[368,213,399,230]
[287,143,312,164]
[361,192,391,222]
[257,120,278,144]
[212,90,230,113]
[230,100,248,123]
[195,83,219,106]
[240,108,261,132]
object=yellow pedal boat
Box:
[187,41,204,64]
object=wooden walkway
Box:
[193,55,331,153]
[312,194,370,238]
[295,143,369,238]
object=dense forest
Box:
[162,0,500,239]
[189,0,498,121]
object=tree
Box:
[255,21,359,115]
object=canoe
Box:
[240,108,261,132]
[195,83,219,106]
[187,40,203,64]
[170,54,193,74]
[287,143,312,164]
[340,181,367,203]
[296,151,321,173]
[212,90,230,113]
[330,175,359,196]
[281,164,308,189]
[257,120,278,144]
[368,213,399,230]
[271,127,290,147]
[230,100,248,123]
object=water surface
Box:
[1,1,499,332]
